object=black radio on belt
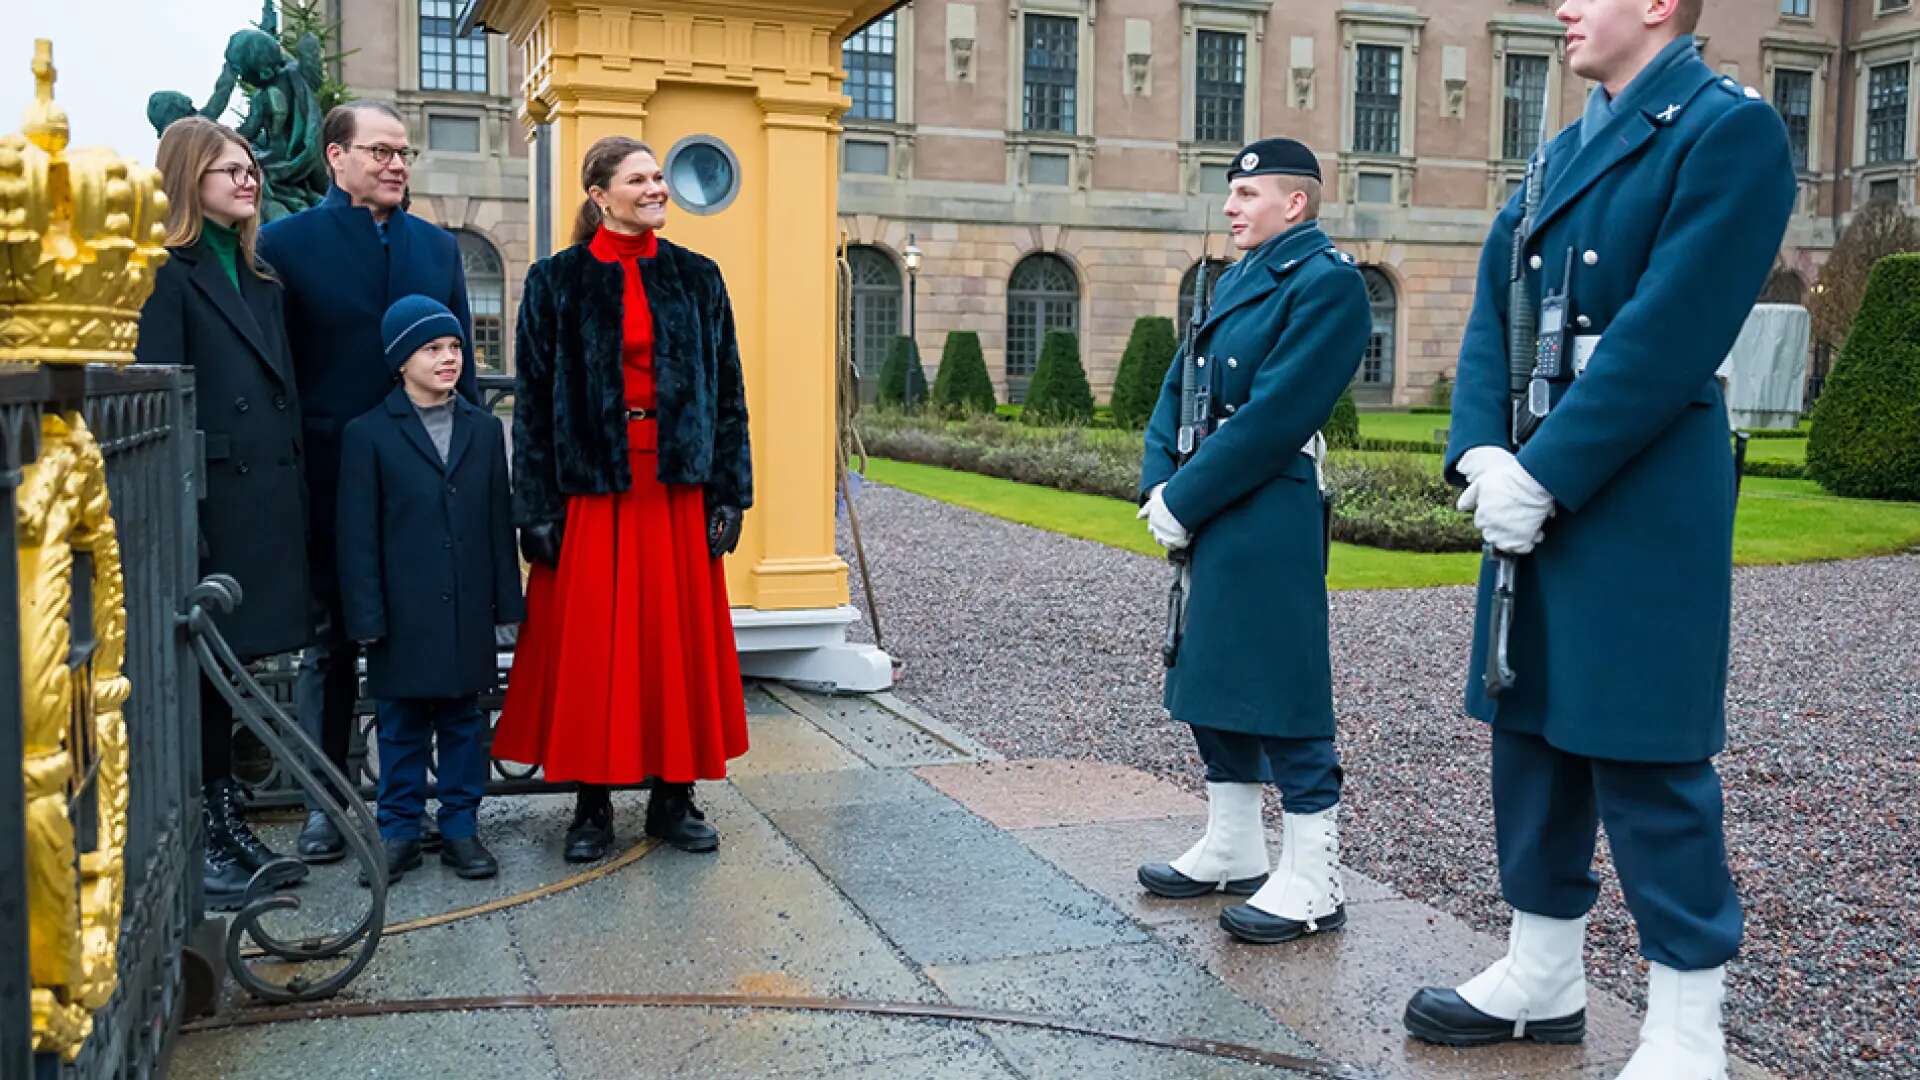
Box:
[1520,247,1577,439]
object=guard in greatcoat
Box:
[1134,138,1372,945]
[1401,3,1795,1076]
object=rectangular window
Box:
[1781,0,1811,15]
[844,140,891,175]
[1024,14,1079,134]
[1774,68,1813,171]
[419,0,488,93]
[1503,54,1550,161]
[1870,177,1900,203]
[845,13,897,122]
[1356,172,1394,204]
[1200,163,1231,194]
[1353,45,1403,155]
[1877,0,1910,13]
[1194,30,1247,145]
[1029,152,1071,186]
[1867,62,1909,165]
[428,115,480,153]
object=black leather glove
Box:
[520,519,564,569]
[707,504,743,559]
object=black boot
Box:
[645,783,719,853]
[202,804,256,913]
[358,837,424,887]
[208,779,307,887]
[440,836,499,879]
[564,785,614,863]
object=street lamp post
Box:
[902,234,922,408]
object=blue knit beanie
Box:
[382,294,464,372]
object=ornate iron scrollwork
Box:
[179,575,386,1003]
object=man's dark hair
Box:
[322,100,406,153]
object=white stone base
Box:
[731,605,894,693]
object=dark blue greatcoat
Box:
[1443,44,1796,764]
[135,238,312,661]
[1140,222,1372,739]
[335,387,525,700]
[259,186,478,599]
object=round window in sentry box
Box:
[663,135,742,215]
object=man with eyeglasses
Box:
[260,99,479,864]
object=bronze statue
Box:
[147,1,328,220]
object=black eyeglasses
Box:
[204,163,263,188]
[352,143,420,166]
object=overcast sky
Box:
[1,1,266,166]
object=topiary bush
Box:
[930,330,997,417]
[1806,253,1920,500]
[1324,388,1361,449]
[1108,316,1178,430]
[1021,329,1094,426]
[1324,453,1481,552]
[877,335,929,411]
[1427,373,1454,410]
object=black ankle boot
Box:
[202,804,256,912]
[645,783,719,853]
[207,780,307,887]
[564,785,614,863]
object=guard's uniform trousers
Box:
[1442,36,1797,970]
[1191,728,1340,815]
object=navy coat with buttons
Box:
[1139,222,1372,739]
[336,387,524,700]
[134,237,312,661]
[259,186,478,599]
[1443,41,1796,764]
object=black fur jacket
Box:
[511,237,752,527]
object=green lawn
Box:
[861,458,1920,591]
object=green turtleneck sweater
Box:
[203,219,241,289]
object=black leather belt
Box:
[626,407,656,420]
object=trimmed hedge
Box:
[1808,252,1920,500]
[1741,460,1808,480]
[1324,389,1361,449]
[1325,453,1480,553]
[878,335,928,409]
[1361,437,1445,455]
[1022,329,1095,426]
[930,331,996,417]
[1409,405,1451,416]
[1744,428,1810,440]
[1109,316,1178,430]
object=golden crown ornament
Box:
[0,40,170,365]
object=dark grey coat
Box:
[510,238,752,528]
[134,237,312,661]
[336,387,525,700]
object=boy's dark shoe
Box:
[440,836,498,879]
[564,785,614,863]
[359,837,423,887]
[646,783,719,853]
[298,810,347,863]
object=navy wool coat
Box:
[511,238,752,529]
[1140,223,1372,739]
[259,186,477,598]
[1443,43,1796,763]
[336,387,524,700]
[135,237,312,661]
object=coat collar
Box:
[320,184,413,266]
[171,236,290,388]
[384,384,476,475]
[1200,222,1333,334]
[1528,40,1717,236]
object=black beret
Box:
[1226,138,1321,183]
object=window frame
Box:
[840,7,918,182]
[1194,29,1249,146]
[1337,6,1426,207]
[845,12,900,123]
[1006,1,1096,190]
[1177,2,1270,195]
[418,0,489,95]
[846,245,905,401]
[455,230,507,373]
[1866,60,1910,165]
[1004,252,1082,403]
[1774,67,1815,172]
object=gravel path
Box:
[837,481,1920,1080]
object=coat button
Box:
[1576,315,1592,329]
[441,591,452,603]
[1197,357,1207,368]
[235,397,249,413]
[1223,403,1238,415]
[1227,357,1239,369]
[1529,254,1543,270]
[442,539,453,550]
[1583,249,1599,266]
[445,482,457,495]
[273,395,288,411]
[235,461,250,475]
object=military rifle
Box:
[1161,238,1221,668]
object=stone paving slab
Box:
[916,758,1205,830]
[731,715,868,776]
[767,800,1150,966]
[545,1008,1021,1080]
[767,686,984,767]
[979,1027,1323,1080]
[513,784,934,1003]
[732,766,951,814]
[175,1011,559,1080]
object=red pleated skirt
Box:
[493,436,749,784]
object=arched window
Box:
[1006,253,1080,402]
[456,230,506,372]
[1354,267,1396,404]
[847,246,903,401]
[1759,268,1806,305]
[1177,257,1233,329]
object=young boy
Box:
[337,295,524,884]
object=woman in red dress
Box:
[493,136,752,860]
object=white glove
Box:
[1456,459,1554,554]
[1456,446,1517,484]
[1137,484,1191,550]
